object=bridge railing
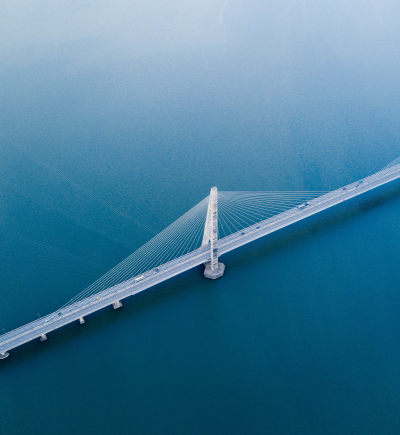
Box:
[2,162,400,347]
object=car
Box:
[57,312,62,316]
[155,268,160,273]
[343,187,346,190]
[241,232,245,235]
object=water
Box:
[2,3,400,433]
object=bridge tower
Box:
[202,186,225,279]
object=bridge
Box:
[2,158,400,359]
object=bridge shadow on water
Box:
[5,181,400,365]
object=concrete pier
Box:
[0,351,9,359]
[204,262,225,279]
[79,317,85,324]
[112,300,123,309]
[40,334,47,341]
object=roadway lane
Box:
[0,245,211,354]
[2,164,400,356]
[219,164,400,255]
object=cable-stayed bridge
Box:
[2,157,400,359]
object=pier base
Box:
[40,334,47,341]
[204,262,225,279]
[79,317,85,324]
[112,300,123,309]
[0,351,9,359]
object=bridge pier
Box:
[39,334,47,341]
[79,317,85,324]
[204,261,225,279]
[202,186,225,279]
[112,300,123,309]
[0,351,9,359]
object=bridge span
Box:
[2,163,400,359]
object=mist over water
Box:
[1,1,400,434]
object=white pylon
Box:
[202,187,225,279]
[202,186,219,270]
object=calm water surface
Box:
[1,7,400,434]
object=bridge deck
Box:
[2,164,400,356]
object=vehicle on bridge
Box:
[2,158,400,360]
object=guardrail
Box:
[2,164,400,357]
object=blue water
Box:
[2,4,400,433]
